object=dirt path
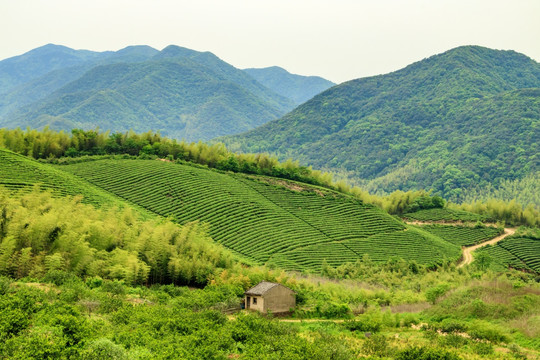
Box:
[458,228,515,268]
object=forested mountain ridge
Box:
[0,44,300,141]
[0,44,110,94]
[0,44,159,117]
[244,66,335,104]
[222,46,540,204]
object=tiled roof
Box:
[244,281,282,295]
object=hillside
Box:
[223,46,540,204]
[0,149,128,208]
[55,158,461,270]
[244,66,335,104]
[0,45,295,141]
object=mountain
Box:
[223,46,540,203]
[0,44,295,141]
[0,45,159,117]
[0,44,110,94]
[244,66,335,104]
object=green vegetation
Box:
[0,187,233,285]
[3,127,538,228]
[56,158,461,270]
[0,183,538,358]
[480,229,540,273]
[417,224,503,247]
[0,148,125,208]
[244,66,335,104]
[223,46,540,205]
[403,208,488,223]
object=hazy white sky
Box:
[1,0,539,83]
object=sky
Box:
[1,0,539,83]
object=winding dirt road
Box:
[458,227,515,268]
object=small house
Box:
[244,281,295,313]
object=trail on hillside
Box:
[405,220,515,267]
[458,227,515,267]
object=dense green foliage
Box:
[449,199,540,227]
[244,66,335,104]
[417,224,503,247]
[56,158,461,270]
[0,127,337,188]
[0,45,295,141]
[0,187,233,285]
[223,46,540,205]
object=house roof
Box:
[244,281,291,296]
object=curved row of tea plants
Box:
[403,208,488,222]
[57,158,460,271]
[268,227,461,272]
[0,149,123,208]
[479,237,540,273]
[417,224,503,247]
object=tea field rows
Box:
[417,224,503,247]
[0,149,125,208]
[58,159,462,270]
[480,237,540,273]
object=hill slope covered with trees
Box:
[244,66,335,104]
[223,46,540,204]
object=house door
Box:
[246,296,250,309]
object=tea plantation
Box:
[57,158,462,270]
[403,208,488,222]
[417,224,503,247]
[479,237,540,273]
[0,149,123,207]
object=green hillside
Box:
[223,46,540,204]
[57,158,461,270]
[0,149,135,210]
[403,208,488,222]
[244,66,335,104]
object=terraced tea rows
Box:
[480,237,540,273]
[0,149,123,207]
[269,228,461,272]
[418,225,503,247]
[58,159,461,270]
[403,208,487,222]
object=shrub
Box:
[472,342,494,356]
[395,346,462,360]
[81,338,128,360]
[362,334,390,357]
[43,270,80,286]
[426,283,450,304]
[467,321,509,343]
[343,318,381,333]
[439,319,468,333]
